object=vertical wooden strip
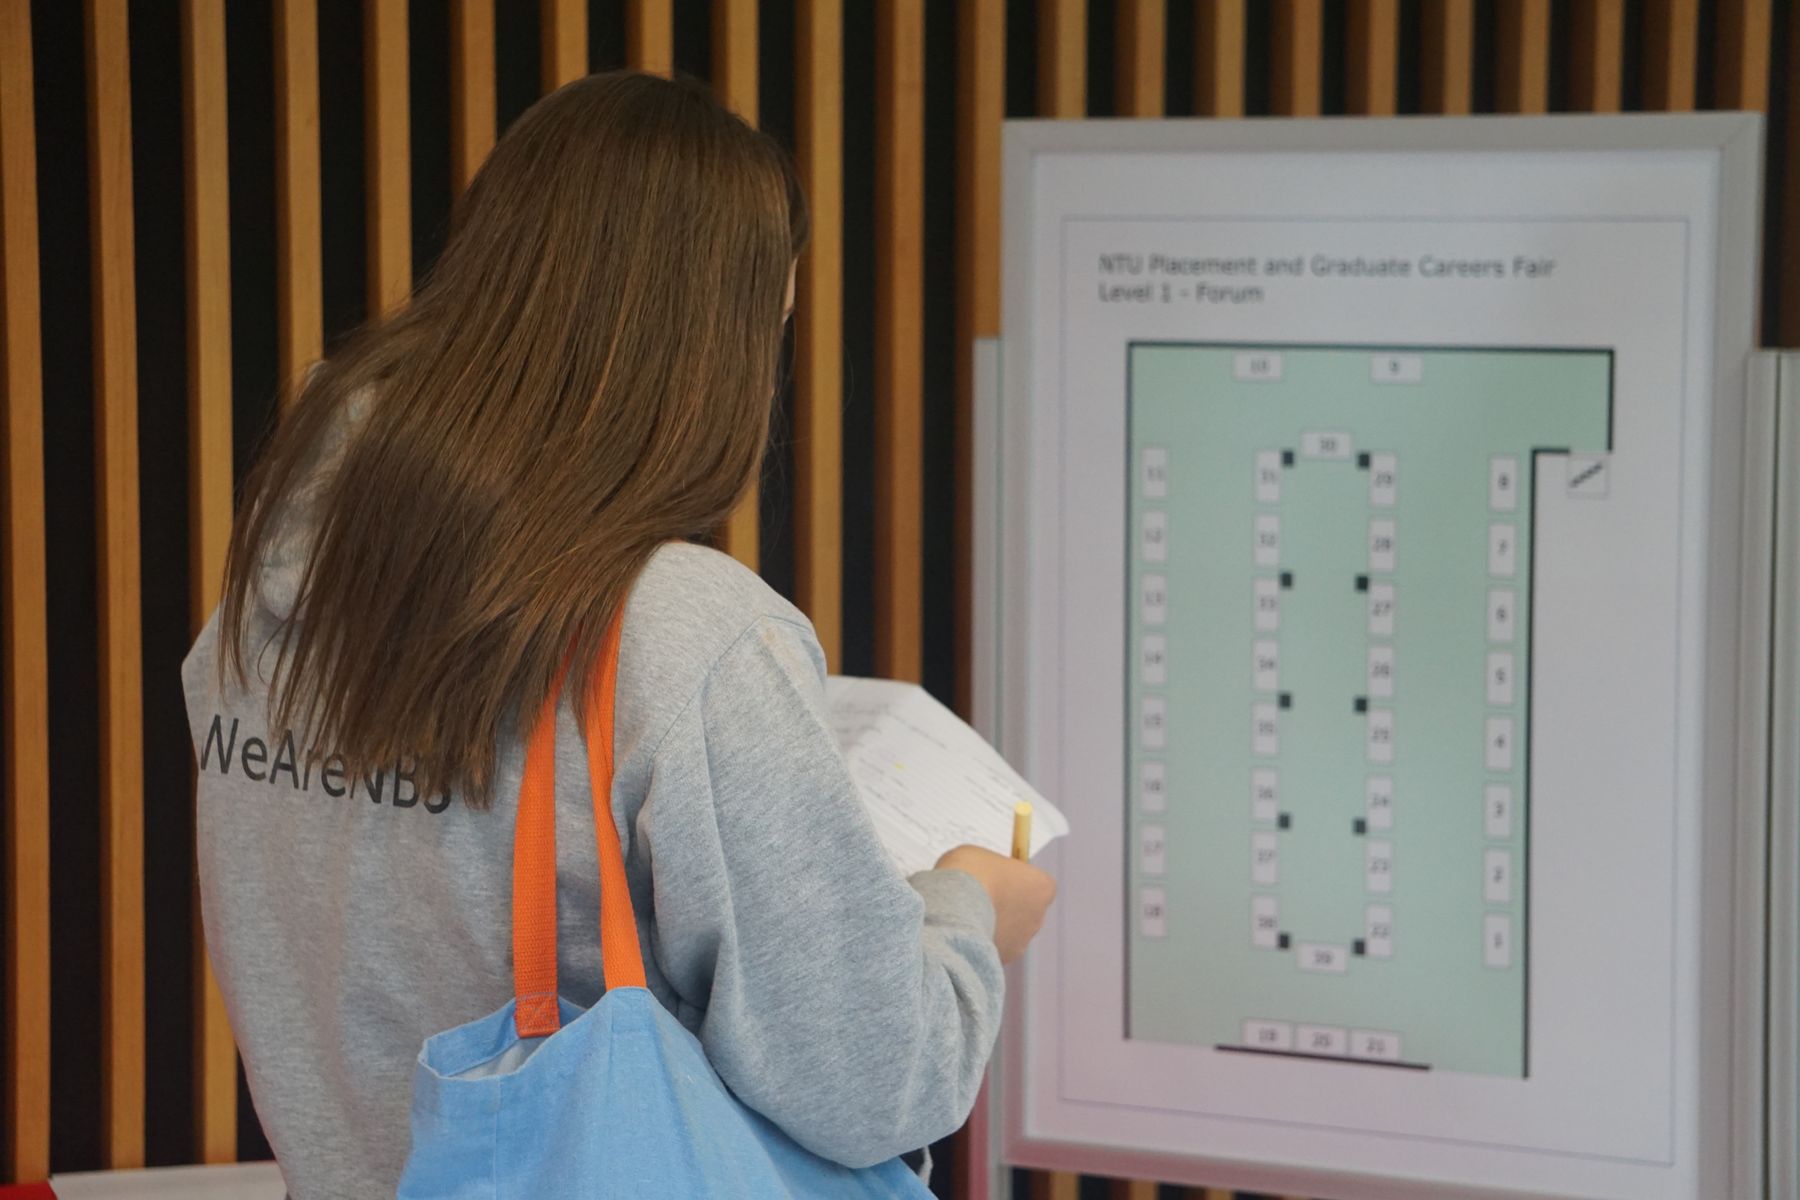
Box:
[1420,0,1474,114]
[449,0,495,193]
[1116,0,1164,117]
[85,0,146,1169]
[1496,0,1552,113]
[1038,0,1086,117]
[180,0,239,1165]
[1712,0,1771,111]
[0,0,49,1182]
[793,0,842,667]
[954,0,1003,716]
[1109,1181,1158,1200]
[365,0,410,316]
[541,0,586,91]
[1568,1,1626,113]
[276,0,323,387]
[628,0,675,77]
[715,0,760,572]
[1034,5,1083,1193]
[1271,0,1324,116]
[1641,0,1701,111]
[1345,0,1399,115]
[1194,0,1246,116]
[875,0,924,682]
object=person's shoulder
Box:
[614,542,820,751]
[630,541,810,640]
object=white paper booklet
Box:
[824,675,1070,877]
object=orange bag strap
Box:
[511,611,646,1038]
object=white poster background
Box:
[997,123,1759,1200]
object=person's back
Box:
[184,72,1053,1198]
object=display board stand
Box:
[1765,350,1800,1200]
[976,114,1765,1200]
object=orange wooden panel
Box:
[1038,0,1085,118]
[1712,0,1772,111]
[85,0,147,1169]
[629,0,674,78]
[1346,0,1399,115]
[1641,0,1700,112]
[1032,1172,1080,1200]
[1271,0,1324,116]
[449,0,495,192]
[1194,0,1245,116]
[366,0,410,316]
[714,0,760,572]
[1496,0,1551,113]
[1568,0,1625,113]
[1420,0,1474,114]
[954,0,1003,715]
[875,0,924,683]
[181,0,239,1162]
[793,0,842,668]
[1108,1181,1158,1200]
[541,0,586,91]
[1116,0,1164,117]
[0,0,50,1182]
[276,0,323,387]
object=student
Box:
[183,71,1056,1198]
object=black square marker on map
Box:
[1355,574,1369,592]
[1354,696,1367,713]
[1278,813,1292,829]
[1280,571,1294,589]
[1279,692,1292,710]
[1353,817,1368,835]
[1281,449,1295,466]
[1357,452,1371,469]
[1353,939,1367,956]
[1277,933,1291,950]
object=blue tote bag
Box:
[396,614,934,1198]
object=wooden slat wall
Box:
[793,0,843,669]
[954,0,1003,717]
[628,0,674,78]
[1271,0,1324,117]
[1194,0,1245,117]
[365,1,411,317]
[3,0,1798,1190]
[715,0,761,573]
[1569,1,1626,114]
[275,0,323,388]
[0,0,49,1183]
[1346,0,1399,116]
[448,0,495,193]
[85,0,147,1170]
[179,0,238,1166]
[1497,0,1552,114]
[542,0,586,91]
[1642,0,1702,112]
[1421,0,1476,115]
[874,0,925,684]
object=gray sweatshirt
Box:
[183,492,1004,1197]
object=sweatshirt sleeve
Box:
[636,615,1004,1168]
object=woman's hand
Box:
[933,845,1058,965]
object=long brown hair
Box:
[218,71,807,807]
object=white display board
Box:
[980,116,1764,1200]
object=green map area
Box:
[1126,344,1611,1077]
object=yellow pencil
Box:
[1011,801,1033,861]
